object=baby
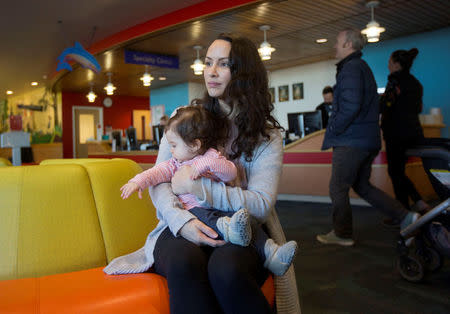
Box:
[121,105,297,276]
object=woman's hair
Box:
[391,48,419,72]
[166,105,228,155]
[195,33,283,161]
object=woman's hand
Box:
[179,219,226,247]
[172,165,195,195]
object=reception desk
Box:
[280,130,436,200]
[89,150,158,170]
[0,142,62,164]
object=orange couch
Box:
[0,158,274,313]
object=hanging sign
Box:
[124,50,179,69]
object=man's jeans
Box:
[330,146,408,238]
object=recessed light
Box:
[31,82,38,86]
[158,76,167,81]
[316,38,328,44]
[6,90,13,95]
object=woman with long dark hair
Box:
[104,33,300,314]
[381,48,429,224]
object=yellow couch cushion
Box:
[0,166,24,279]
[39,158,158,262]
[0,165,107,280]
[40,158,110,165]
[78,159,158,262]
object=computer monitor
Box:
[111,130,122,151]
[152,125,165,146]
[126,127,138,151]
[287,111,323,138]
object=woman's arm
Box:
[173,130,283,223]
[149,135,224,246]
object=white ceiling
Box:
[0,0,202,96]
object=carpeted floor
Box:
[275,200,450,314]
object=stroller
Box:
[396,138,450,282]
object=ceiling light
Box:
[190,45,205,75]
[31,82,39,86]
[104,72,116,95]
[361,1,385,43]
[258,25,276,61]
[6,90,13,95]
[140,65,154,86]
[87,84,97,103]
[316,38,328,44]
[159,76,166,81]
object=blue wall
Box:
[150,82,189,117]
[363,27,450,137]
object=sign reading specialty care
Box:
[124,50,179,69]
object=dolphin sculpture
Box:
[56,42,101,73]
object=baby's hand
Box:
[120,182,141,199]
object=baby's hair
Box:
[166,106,228,155]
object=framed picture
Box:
[292,82,304,100]
[278,85,289,102]
[269,87,275,103]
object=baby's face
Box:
[166,129,199,162]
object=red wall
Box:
[62,92,149,158]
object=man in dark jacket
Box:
[315,86,334,128]
[317,29,418,246]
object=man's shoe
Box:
[316,230,354,246]
[382,217,401,227]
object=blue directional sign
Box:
[124,50,179,69]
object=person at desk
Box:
[159,115,168,127]
[380,48,429,223]
[315,86,333,128]
[150,115,169,148]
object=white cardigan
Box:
[104,129,301,314]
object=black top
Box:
[315,102,333,128]
[380,70,424,142]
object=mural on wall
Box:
[1,87,63,144]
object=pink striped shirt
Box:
[129,148,237,210]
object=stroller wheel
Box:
[396,255,424,282]
[417,247,443,272]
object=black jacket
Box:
[322,51,381,151]
[315,102,333,128]
[380,70,424,142]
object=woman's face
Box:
[204,39,232,98]
[388,56,401,73]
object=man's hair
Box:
[342,28,366,51]
[322,86,333,95]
